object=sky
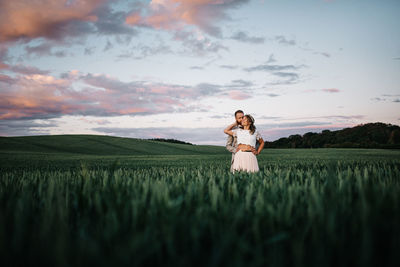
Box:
[0,0,399,145]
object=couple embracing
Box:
[224,110,265,173]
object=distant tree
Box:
[288,134,302,148]
[149,138,193,145]
[388,129,400,144]
[266,122,400,149]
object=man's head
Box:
[234,110,244,125]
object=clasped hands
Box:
[236,144,259,155]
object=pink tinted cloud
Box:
[9,64,50,75]
[0,71,221,120]
[228,90,251,100]
[0,45,8,68]
[126,0,249,36]
[303,88,341,93]
[0,0,105,43]
[321,88,340,93]
[0,73,82,120]
[0,74,13,84]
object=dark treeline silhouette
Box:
[149,138,193,145]
[265,122,400,149]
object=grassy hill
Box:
[0,134,226,155]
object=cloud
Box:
[227,90,252,100]
[371,94,400,103]
[319,52,331,58]
[259,121,332,128]
[272,72,299,79]
[207,79,254,100]
[268,72,300,85]
[0,74,14,84]
[244,63,303,72]
[84,46,96,55]
[117,43,172,60]
[0,45,9,68]
[0,73,79,120]
[258,116,281,120]
[274,35,296,46]
[210,115,229,119]
[277,115,365,121]
[25,42,68,57]
[393,57,400,60]
[0,0,105,43]
[230,31,264,44]
[0,0,138,60]
[79,117,111,125]
[0,71,253,120]
[266,93,279,97]
[229,79,253,87]
[243,60,306,85]
[125,0,250,37]
[0,62,7,69]
[173,30,228,56]
[299,44,332,58]
[9,64,50,75]
[318,115,364,120]
[220,65,238,69]
[321,88,340,93]
[0,119,57,136]
[266,54,276,63]
[371,97,385,102]
[190,66,204,70]
[93,3,138,36]
[382,94,400,97]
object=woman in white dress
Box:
[224,114,265,173]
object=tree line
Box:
[264,122,400,149]
[149,138,194,145]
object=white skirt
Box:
[231,150,259,173]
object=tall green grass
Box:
[1,152,399,267]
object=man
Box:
[225,110,256,171]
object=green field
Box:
[1,135,400,267]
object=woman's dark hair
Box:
[245,114,256,134]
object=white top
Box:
[232,128,262,147]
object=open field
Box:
[1,135,399,267]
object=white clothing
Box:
[232,128,262,148]
[232,150,259,173]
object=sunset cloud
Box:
[9,64,50,75]
[227,90,252,100]
[125,0,250,37]
[0,71,249,120]
[0,0,105,43]
[321,88,340,93]
[0,45,9,69]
